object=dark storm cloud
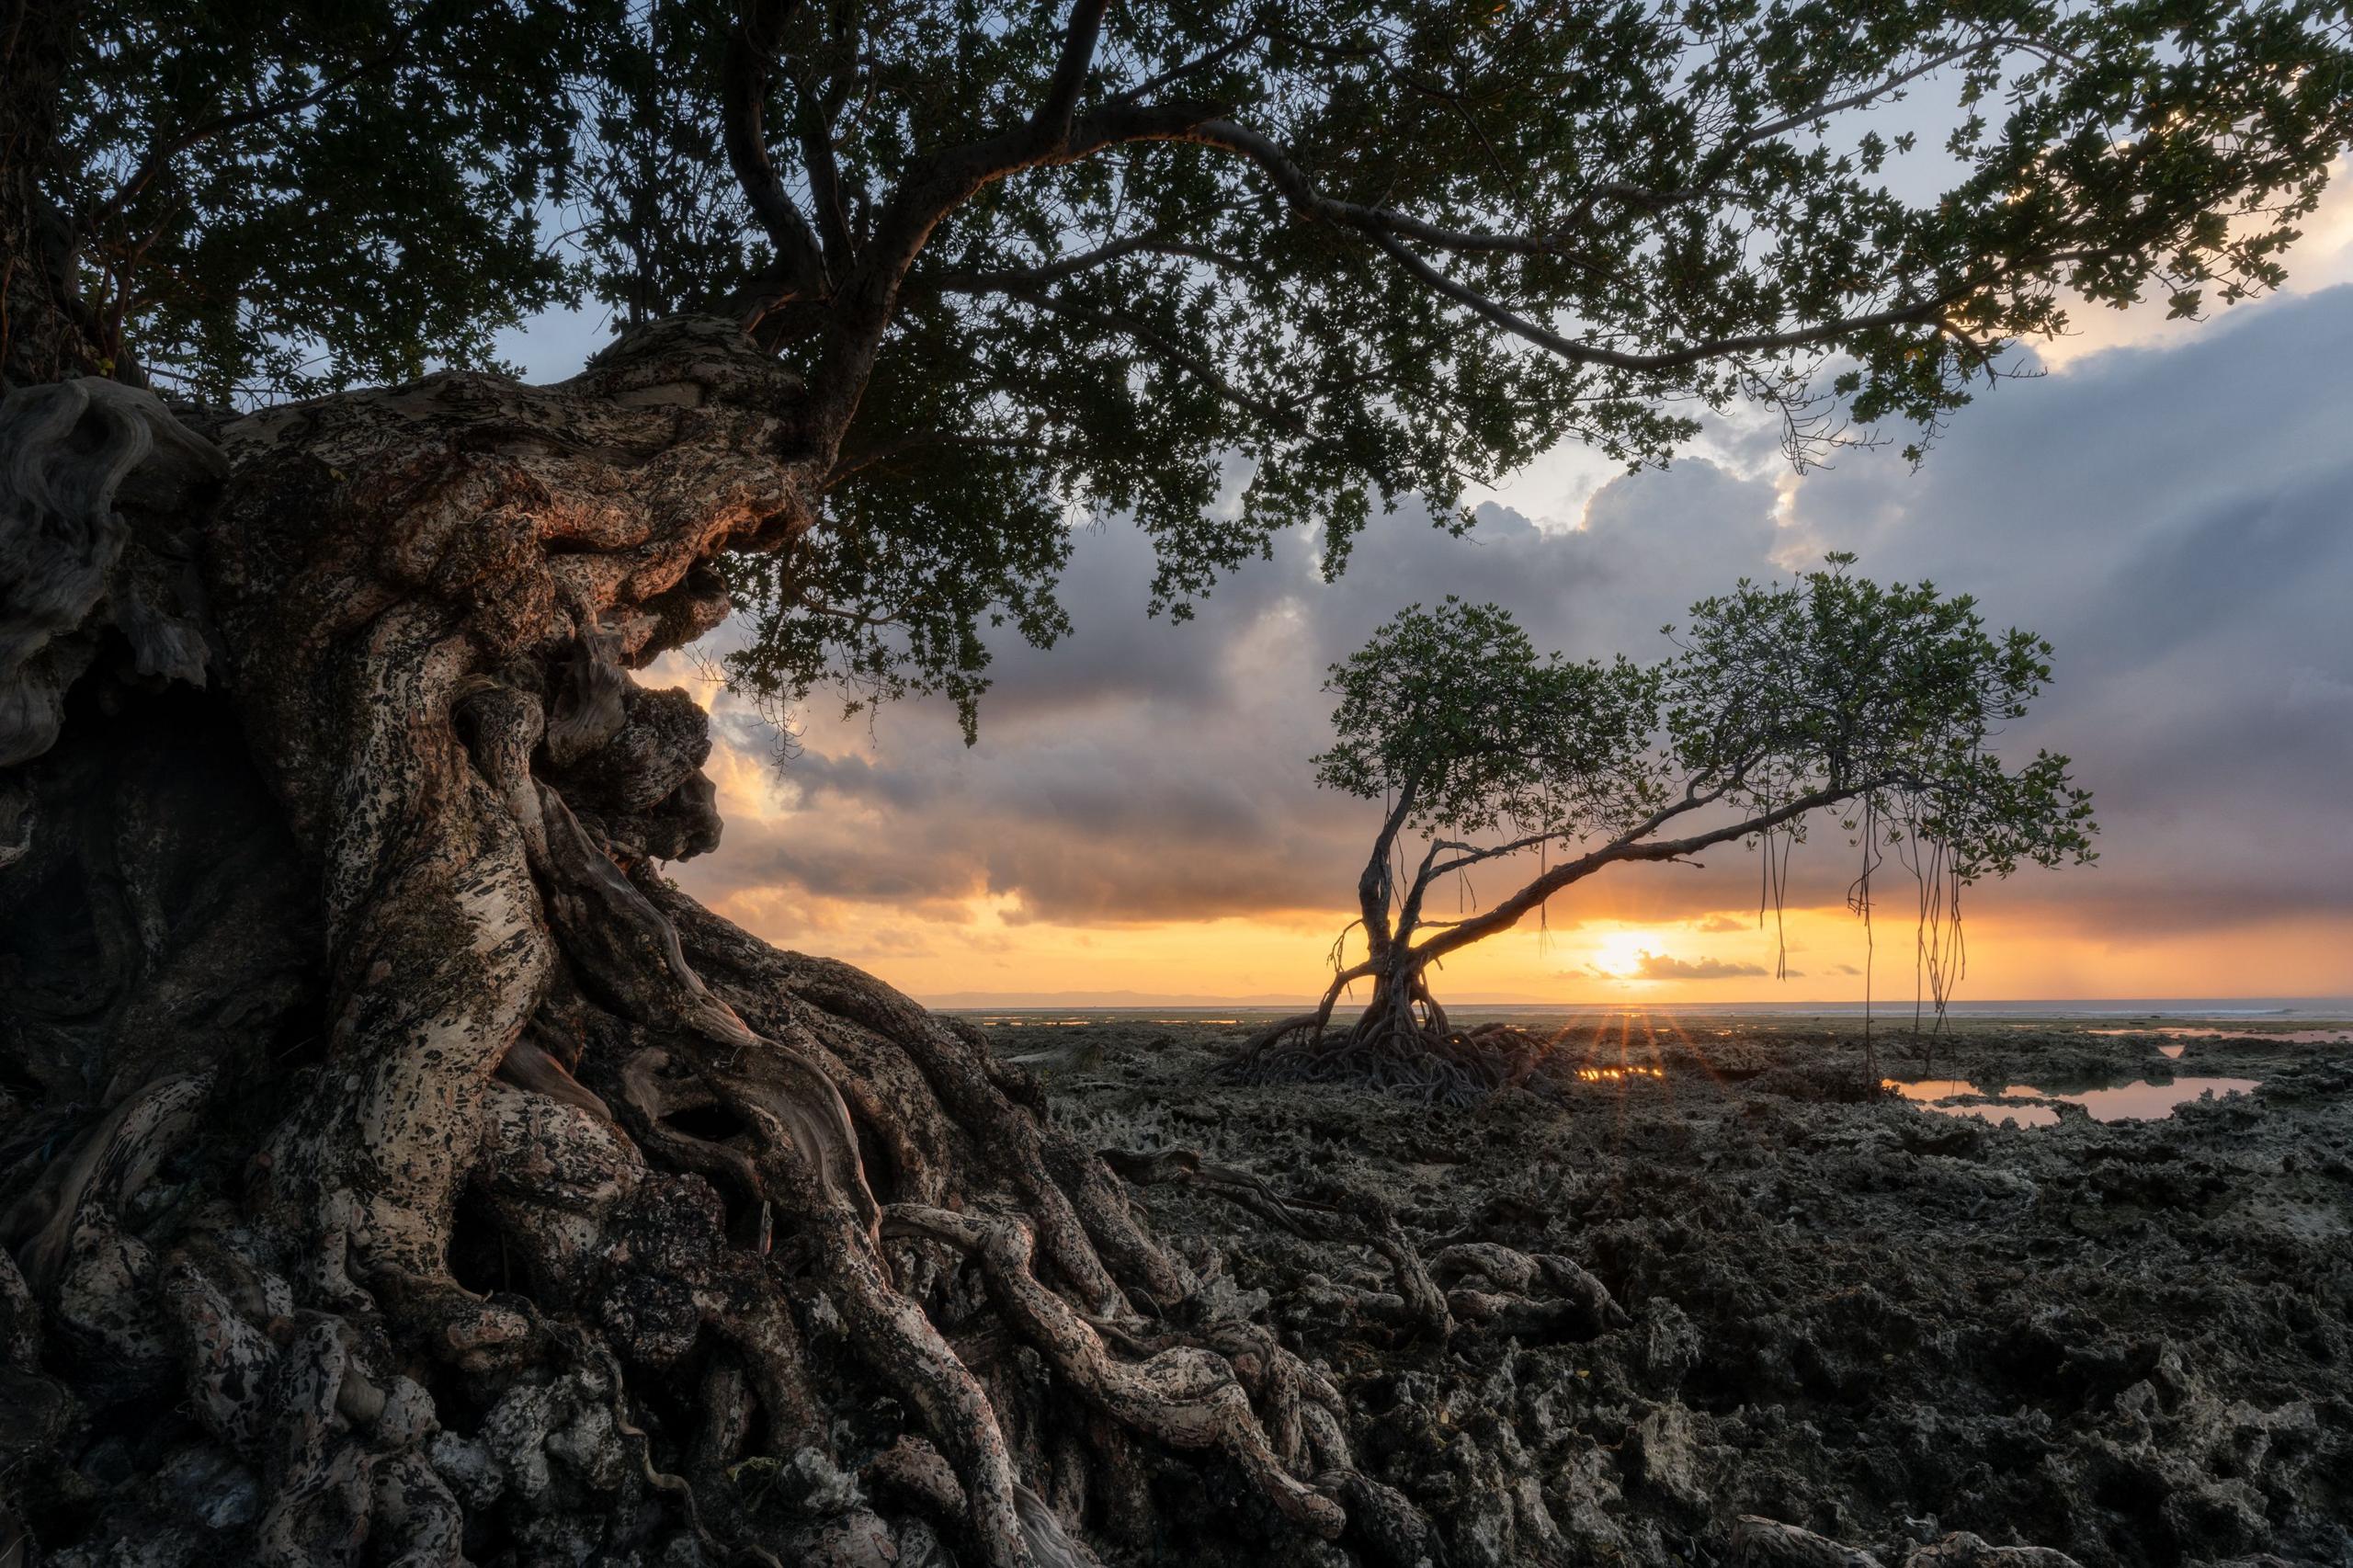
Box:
[677,287,2353,939]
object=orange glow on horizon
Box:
[673,876,2353,1007]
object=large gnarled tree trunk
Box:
[0,320,1484,1567]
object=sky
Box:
[503,176,2353,1008]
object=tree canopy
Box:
[40,0,2353,725]
[1320,565,2097,903]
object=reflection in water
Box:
[2087,1027,2353,1044]
[1575,1066,1665,1082]
[1890,1079,1977,1101]
[1938,1101,2061,1127]
[2160,1044,2186,1059]
[2061,1078,2260,1121]
[1885,1075,2262,1125]
[1886,1078,2058,1124]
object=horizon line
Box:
[921,991,2353,1010]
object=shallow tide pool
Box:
[2086,1027,2353,1045]
[1887,1075,2263,1125]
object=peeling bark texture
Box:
[0,316,1503,1565]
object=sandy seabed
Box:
[985,1013,2353,1567]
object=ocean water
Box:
[951,997,2353,1027]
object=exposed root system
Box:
[1221,1017,1560,1107]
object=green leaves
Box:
[1661,562,2097,877]
[67,0,615,403]
[1313,596,1666,839]
[1317,562,2097,884]
[58,0,2353,732]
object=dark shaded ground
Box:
[995,1013,2353,1568]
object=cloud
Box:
[1619,952,1773,981]
[1775,286,2353,931]
[669,285,2353,971]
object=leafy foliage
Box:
[1314,597,1665,836]
[1315,561,2097,920]
[51,0,2353,727]
[63,0,615,401]
[1660,555,2097,879]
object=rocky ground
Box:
[990,1012,2353,1568]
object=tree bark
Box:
[0,318,1429,1566]
[1,0,113,391]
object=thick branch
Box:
[1391,833,1451,949]
[1357,776,1418,957]
[800,0,1125,450]
[1411,778,1904,967]
[1417,774,1739,886]
[793,13,859,274]
[722,0,831,305]
[1032,0,1115,147]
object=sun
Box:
[1586,930,1663,981]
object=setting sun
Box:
[1586,930,1665,981]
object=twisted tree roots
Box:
[1221,1010,1559,1108]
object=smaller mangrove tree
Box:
[1227,559,2098,1102]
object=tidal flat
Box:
[982,1012,2353,1567]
